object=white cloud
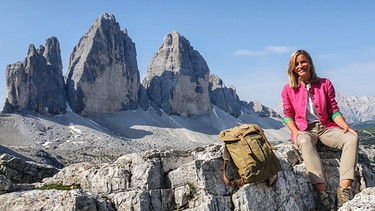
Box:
[265,46,294,54]
[234,46,294,57]
[233,50,265,56]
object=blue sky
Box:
[0,1,374,109]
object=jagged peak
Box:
[98,13,116,21]
[27,44,38,57]
[90,13,119,31]
[163,31,190,48]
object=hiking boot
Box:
[336,186,351,207]
[317,191,336,211]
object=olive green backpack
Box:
[219,124,281,187]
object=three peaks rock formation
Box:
[4,13,276,119]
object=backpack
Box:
[219,124,281,187]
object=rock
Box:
[249,100,281,118]
[109,189,174,211]
[209,74,242,118]
[143,31,211,116]
[0,153,58,183]
[339,187,375,210]
[0,189,115,211]
[65,13,139,116]
[36,143,375,210]
[4,37,66,115]
[0,174,12,194]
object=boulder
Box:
[339,187,375,210]
[0,174,12,194]
[0,189,114,211]
[0,153,58,183]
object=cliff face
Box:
[143,31,211,116]
[65,13,139,116]
[209,74,242,118]
[4,37,66,115]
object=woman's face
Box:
[294,54,311,82]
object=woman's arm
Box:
[285,119,304,147]
[333,114,358,136]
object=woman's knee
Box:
[343,133,359,148]
[297,135,314,148]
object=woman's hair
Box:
[287,49,319,88]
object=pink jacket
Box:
[281,78,341,131]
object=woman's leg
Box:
[297,132,326,187]
[319,127,359,184]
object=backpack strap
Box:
[223,146,245,187]
[255,125,278,151]
[265,175,278,187]
[229,129,252,155]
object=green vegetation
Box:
[38,183,81,190]
[353,120,375,146]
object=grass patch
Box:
[38,183,81,190]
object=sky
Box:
[0,1,374,110]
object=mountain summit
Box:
[142,31,211,116]
[65,13,140,116]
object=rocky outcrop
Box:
[340,187,375,210]
[0,189,115,211]
[209,74,242,117]
[143,31,211,116]
[4,37,66,115]
[0,154,58,184]
[249,100,281,118]
[1,143,374,210]
[65,13,139,116]
[0,174,12,194]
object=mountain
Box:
[1,12,290,166]
[4,37,66,115]
[65,13,139,116]
[335,93,375,123]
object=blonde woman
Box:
[281,49,359,210]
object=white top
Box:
[305,84,320,124]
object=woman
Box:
[281,49,359,210]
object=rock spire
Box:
[4,37,66,115]
[65,13,139,116]
[143,31,211,116]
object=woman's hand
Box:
[333,114,358,136]
[292,131,304,148]
[343,125,358,137]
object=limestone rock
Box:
[39,143,375,210]
[0,174,12,194]
[209,74,242,117]
[65,13,139,116]
[143,31,211,116]
[0,189,115,211]
[4,37,66,115]
[249,100,281,118]
[0,153,58,183]
[1,143,374,210]
[339,187,375,210]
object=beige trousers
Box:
[297,122,359,185]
